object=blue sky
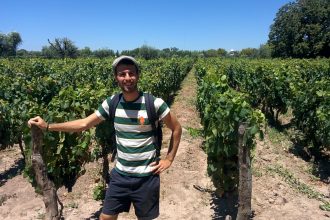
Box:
[1,0,293,52]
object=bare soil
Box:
[0,71,329,220]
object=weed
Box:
[36,212,45,219]
[252,167,263,177]
[320,201,330,211]
[66,201,79,209]
[267,127,283,144]
[267,164,329,210]
[0,193,17,206]
[93,182,106,201]
[186,127,203,138]
[0,195,8,206]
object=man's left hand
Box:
[150,158,172,174]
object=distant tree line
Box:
[1,0,329,59]
[0,34,273,59]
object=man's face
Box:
[115,64,139,93]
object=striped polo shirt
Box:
[95,92,170,177]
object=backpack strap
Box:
[109,93,122,162]
[144,93,161,156]
[109,93,122,119]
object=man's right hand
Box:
[28,116,47,130]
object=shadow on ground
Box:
[289,141,330,184]
[0,158,24,186]
[211,191,238,220]
[267,115,330,185]
[85,206,102,220]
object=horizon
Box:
[1,0,293,52]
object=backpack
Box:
[109,93,163,162]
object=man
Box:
[28,55,182,220]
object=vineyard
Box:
[0,57,329,219]
[194,58,330,214]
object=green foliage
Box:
[226,59,292,122]
[258,44,272,58]
[0,101,12,148]
[138,45,159,60]
[203,49,227,58]
[0,57,193,196]
[195,57,330,193]
[43,38,78,59]
[93,182,106,201]
[0,32,22,57]
[195,59,264,192]
[289,59,330,150]
[78,47,93,58]
[201,58,330,151]
[320,202,330,211]
[95,119,115,159]
[186,127,203,138]
[240,48,259,58]
[93,48,115,58]
[139,58,194,100]
[269,0,330,58]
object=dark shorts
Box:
[102,169,160,219]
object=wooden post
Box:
[237,123,252,220]
[31,125,60,220]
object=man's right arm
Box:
[28,113,103,133]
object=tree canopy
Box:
[0,32,22,57]
[42,38,78,58]
[268,0,330,58]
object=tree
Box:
[203,49,218,57]
[202,48,228,58]
[0,32,22,57]
[78,47,92,57]
[42,45,60,58]
[138,45,159,60]
[17,50,42,58]
[240,48,259,58]
[93,48,115,58]
[217,48,227,57]
[43,37,78,58]
[161,48,172,58]
[268,0,330,58]
[258,44,272,58]
[16,49,29,57]
[160,47,190,58]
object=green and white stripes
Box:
[96,92,170,176]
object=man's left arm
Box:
[151,111,182,174]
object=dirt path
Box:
[1,70,329,220]
[119,69,214,219]
[252,131,330,220]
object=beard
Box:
[118,82,138,93]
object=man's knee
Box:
[99,213,118,220]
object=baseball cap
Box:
[112,55,140,74]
